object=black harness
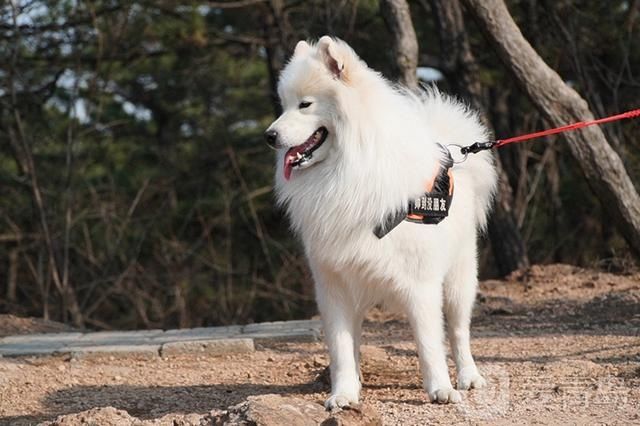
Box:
[374,144,454,239]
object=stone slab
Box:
[242,320,321,343]
[242,320,322,334]
[0,319,321,357]
[160,338,254,357]
[0,343,68,357]
[152,325,243,343]
[64,344,161,359]
[0,332,82,344]
[244,330,320,344]
[77,329,164,341]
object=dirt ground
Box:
[0,264,638,425]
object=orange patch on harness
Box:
[406,169,454,221]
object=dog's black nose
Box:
[264,129,279,148]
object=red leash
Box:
[460,108,640,155]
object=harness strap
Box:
[374,144,454,239]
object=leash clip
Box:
[459,141,496,155]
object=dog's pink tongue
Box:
[283,150,295,180]
[284,161,292,180]
[283,139,313,180]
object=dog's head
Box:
[265,36,364,181]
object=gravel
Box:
[0,264,638,425]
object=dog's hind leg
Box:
[404,281,462,404]
[444,244,487,391]
[312,265,362,410]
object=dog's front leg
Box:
[444,248,487,391]
[313,270,361,410]
[405,282,462,404]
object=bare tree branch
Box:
[463,0,640,258]
[6,1,84,327]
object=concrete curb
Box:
[160,338,255,357]
[0,320,321,358]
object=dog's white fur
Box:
[267,36,497,409]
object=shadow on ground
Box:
[4,381,326,425]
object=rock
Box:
[323,405,383,426]
[212,394,381,426]
[37,396,381,426]
[39,407,213,426]
[215,395,327,425]
[39,407,138,426]
[152,412,214,425]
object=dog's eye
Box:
[298,101,312,109]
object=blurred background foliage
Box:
[0,0,638,329]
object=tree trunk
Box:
[429,0,530,275]
[427,0,481,103]
[463,0,640,258]
[488,158,530,274]
[380,0,419,89]
[263,0,294,115]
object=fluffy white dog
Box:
[265,36,497,409]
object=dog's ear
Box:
[293,40,310,57]
[317,36,346,80]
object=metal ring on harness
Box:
[446,144,469,164]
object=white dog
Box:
[266,36,497,409]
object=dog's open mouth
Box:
[283,127,328,180]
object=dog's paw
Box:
[324,394,358,411]
[428,387,463,404]
[457,370,487,390]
